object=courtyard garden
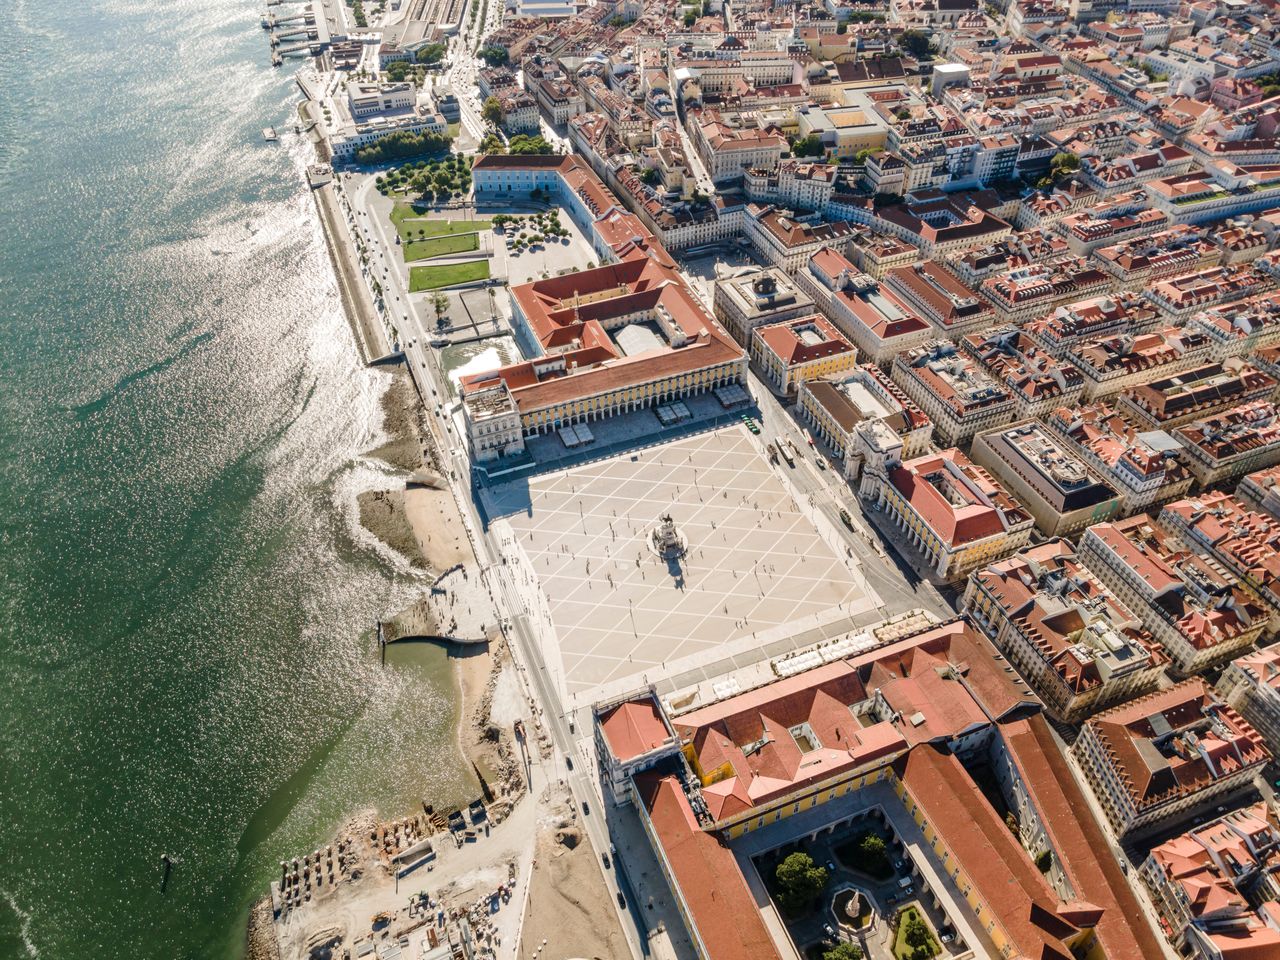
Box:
[892,906,939,960]
[769,851,829,919]
[835,830,894,881]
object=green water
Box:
[0,1,474,956]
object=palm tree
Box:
[431,291,449,327]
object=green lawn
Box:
[390,203,489,241]
[403,232,480,262]
[409,260,490,291]
[892,906,939,960]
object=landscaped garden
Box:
[409,260,490,291]
[892,906,939,960]
[402,232,480,262]
[835,831,893,881]
[494,210,572,256]
[391,203,491,241]
[376,154,472,203]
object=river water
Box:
[0,0,473,956]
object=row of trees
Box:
[479,132,556,156]
[382,43,447,83]
[482,95,504,127]
[356,130,452,164]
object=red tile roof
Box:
[635,773,780,960]
[599,698,670,762]
[754,314,857,367]
[889,449,1029,548]
[1000,716,1168,960]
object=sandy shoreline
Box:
[359,364,473,575]
[248,96,532,960]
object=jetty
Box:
[260,0,330,66]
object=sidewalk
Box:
[313,179,390,363]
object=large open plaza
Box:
[484,426,880,705]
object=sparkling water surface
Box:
[0,0,471,956]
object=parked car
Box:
[616,891,626,909]
[825,860,836,873]
[602,852,610,868]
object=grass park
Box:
[402,232,480,262]
[892,906,939,960]
[409,260,490,291]
[390,203,491,241]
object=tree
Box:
[478,45,508,66]
[1050,151,1080,175]
[872,191,902,208]
[479,132,505,154]
[430,291,450,327]
[900,911,936,959]
[823,945,863,960]
[482,96,503,127]
[639,166,661,185]
[775,852,828,915]
[1005,811,1019,834]
[684,8,697,25]
[1035,849,1053,873]
[898,29,932,59]
[859,833,886,860]
[354,130,452,163]
[607,14,625,26]
[385,60,419,82]
[792,134,825,158]
[416,42,446,64]
[853,147,876,165]
[507,134,555,155]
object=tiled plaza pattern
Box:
[490,428,870,697]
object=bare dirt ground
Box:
[456,634,526,807]
[517,809,629,960]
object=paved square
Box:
[486,428,876,702]
[499,205,599,286]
